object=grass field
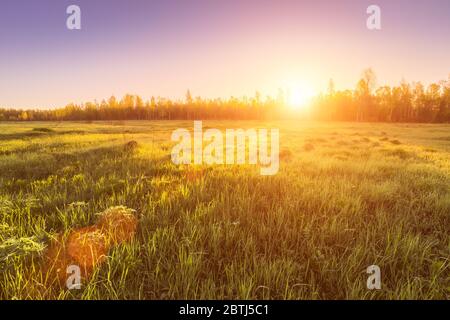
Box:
[0,120,449,300]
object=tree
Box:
[360,68,377,96]
[185,90,193,105]
[19,111,29,121]
[355,68,377,121]
[327,79,335,96]
[108,96,118,108]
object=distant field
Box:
[0,121,449,299]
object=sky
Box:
[0,0,449,108]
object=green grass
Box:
[0,120,449,300]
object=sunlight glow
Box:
[287,82,316,110]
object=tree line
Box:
[312,70,450,122]
[1,70,449,123]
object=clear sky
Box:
[0,0,449,108]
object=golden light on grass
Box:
[183,166,205,182]
[44,234,75,283]
[43,206,138,284]
[3,122,449,300]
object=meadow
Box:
[0,120,449,300]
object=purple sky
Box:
[0,0,449,108]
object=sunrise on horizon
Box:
[0,0,449,309]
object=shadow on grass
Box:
[0,143,175,190]
[0,130,86,141]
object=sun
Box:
[287,83,315,110]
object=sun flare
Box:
[287,83,315,110]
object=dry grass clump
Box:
[0,236,45,268]
[96,206,138,245]
[32,127,54,133]
[372,142,381,147]
[336,140,348,146]
[279,149,293,161]
[382,148,415,160]
[303,143,315,151]
[43,206,138,284]
[124,140,139,153]
[66,227,108,274]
